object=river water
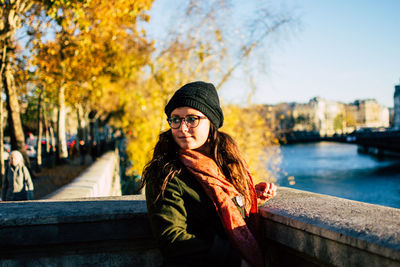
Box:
[277,141,400,209]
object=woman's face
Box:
[170,106,210,151]
[9,154,20,167]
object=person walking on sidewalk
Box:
[1,150,34,201]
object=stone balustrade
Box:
[261,187,400,267]
[2,150,399,266]
[0,195,162,266]
[1,187,399,267]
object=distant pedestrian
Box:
[79,140,88,165]
[91,141,98,162]
[69,141,79,160]
[1,151,34,201]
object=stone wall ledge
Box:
[261,187,400,266]
[0,195,162,267]
[0,195,146,229]
[1,188,399,267]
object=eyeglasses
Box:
[167,115,207,129]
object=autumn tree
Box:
[122,0,294,180]
[29,0,153,162]
[4,0,294,186]
[0,0,34,168]
[0,0,81,169]
[222,104,281,182]
[334,114,345,133]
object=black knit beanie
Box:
[165,81,224,128]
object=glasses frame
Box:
[167,115,207,129]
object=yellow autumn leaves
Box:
[6,0,291,182]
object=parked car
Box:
[3,143,11,161]
[3,149,9,161]
[4,143,11,152]
[25,145,37,158]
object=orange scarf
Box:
[180,149,264,267]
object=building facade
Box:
[268,96,390,136]
[351,99,389,129]
[394,84,400,129]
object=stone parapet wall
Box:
[0,195,162,267]
[262,187,400,267]
[44,150,121,200]
[0,188,399,266]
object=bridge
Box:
[349,130,400,156]
[1,150,399,266]
[283,129,400,156]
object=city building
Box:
[343,104,358,132]
[393,84,400,129]
[388,107,394,127]
[352,99,389,129]
[269,102,295,132]
[308,97,345,136]
[292,102,314,131]
[265,96,389,136]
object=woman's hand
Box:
[255,182,277,206]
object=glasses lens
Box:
[168,116,201,129]
[168,117,181,129]
[184,116,199,128]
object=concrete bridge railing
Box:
[0,195,161,266]
[1,187,399,267]
[262,187,400,267]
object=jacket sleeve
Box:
[23,166,34,191]
[146,176,240,266]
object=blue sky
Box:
[246,0,400,108]
[147,0,400,107]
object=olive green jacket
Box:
[146,169,244,267]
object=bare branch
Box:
[216,16,292,89]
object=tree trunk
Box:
[43,107,51,154]
[76,104,83,141]
[88,110,99,161]
[4,58,29,167]
[36,88,43,171]
[57,86,68,162]
[47,120,56,167]
[0,45,6,177]
[0,86,4,178]
[1,0,34,169]
[76,104,90,141]
[50,122,56,153]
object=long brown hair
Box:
[141,124,253,205]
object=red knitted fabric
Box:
[180,149,264,267]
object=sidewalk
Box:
[32,155,94,199]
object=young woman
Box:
[1,150,34,201]
[142,81,277,267]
